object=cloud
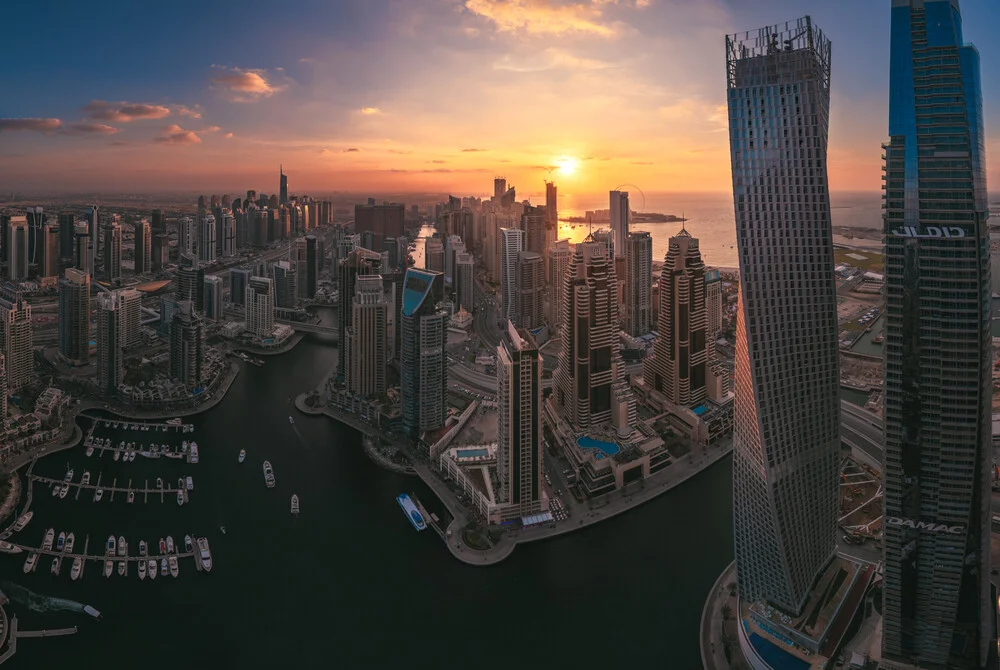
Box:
[174,104,203,119]
[0,118,63,133]
[298,57,315,64]
[344,147,360,152]
[224,132,234,139]
[493,48,616,72]
[318,148,331,155]
[83,100,171,122]
[155,124,202,145]
[360,107,382,115]
[429,160,448,164]
[631,160,653,165]
[388,168,490,174]
[65,123,120,136]
[210,66,284,102]
[464,0,625,37]
[461,148,489,152]
[199,126,221,133]
[658,98,728,133]
[388,149,413,155]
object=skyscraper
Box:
[6,216,28,281]
[220,210,236,258]
[175,254,205,312]
[178,216,197,257]
[245,276,274,338]
[272,261,297,309]
[134,219,151,274]
[85,205,100,275]
[73,224,91,274]
[516,251,544,330]
[643,228,708,407]
[499,228,524,323]
[95,290,123,396]
[553,240,636,435]
[304,235,318,299]
[41,224,60,279]
[152,234,169,271]
[26,206,44,268]
[0,354,6,431]
[117,287,141,349]
[705,269,724,340]
[203,275,224,321]
[522,205,547,259]
[230,267,252,308]
[199,214,217,264]
[609,191,629,259]
[547,239,572,327]
[345,274,387,398]
[279,165,288,205]
[102,221,122,282]
[625,231,652,337]
[170,300,203,390]
[58,268,91,366]
[354,202,405,251]
[497,321,544,516]
[338,248,382,381]
[454,252,475,314]
[400,268,447,438]
[726,17,840,614]
[545,180,558,239]
[0,288,33,391]
[151,208,165,235]
[424,238,445,273]
[58,212,76,262]
[881,2,992,666]
[494,177,507,200]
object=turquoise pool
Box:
[577,436,620,459]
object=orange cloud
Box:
[0,118,63,133]
[155,124,202,145]
[360,107,382,115]
[464,0,621,36]
[210,66,283,102]
[65,123,120,135]
[83,100,171,122]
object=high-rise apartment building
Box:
[400,268,447,438]
[175,254,205,312]
[203,275,224,321]
[245,276,274,338]
[170,300,203,390]
[85,205,100,274]
[279,165,288,205]
[220,210,236,258]
[304,235,318,299]
[58,213,76,263]
[6,216,28,281]
[338,248,382,382]
[547,239,572,327]
[499,228,524,323]
[625,231,652,337]
[726,17,840,614]
[272,261,297,309]
[454,252,475,314]
[609,191,629,259]
[58,268,91,366]
[545,181,558,239]
[424,238,445,273]
[354,202,405,251]
[494,177,507,200]
[553,240,636,434]
[705,269,724,340]
[0,289,33,391]
[152,234,169,271]
[41,224,60,279]
[95,291,123,396]
[0,354,6,431]
[73,224,91,274]
[516,251,544,330]
[117,287,141,349]
[102,221,122,282]
[199,214,217,264]
[644,229,708,407]
[881,2,992,667]
[151,208,165,235]
[230,267,252,307]
[522,205,547,260]
[135,219,152,274]
[345,274,387,398]
[178,216,197,257]
[26,206,44,268]
[497,322,544,516]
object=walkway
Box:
[700,561,745,670]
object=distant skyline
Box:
[1,0,997,194]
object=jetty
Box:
[0,615,78,667]
[33,475,191,503]
[90,417,194,433]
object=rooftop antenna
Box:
[681,211,686,234]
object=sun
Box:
[554,156,579,176]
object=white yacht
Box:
[94,488,104,502]
[64,469,74,482]
[117,560,126,576]
[148,559,157,580]
[238,449,246,464]
[42,528,55,551]
[65,533,75,553]
[128,490,135,504]
[160,559,168,577]
[176,489,184,506]
[103,560,113,578]
[186,476,194,491]
[58,484,69,499]
[188,442,199,464]
[81,471,91,485]
[291,494,300,515]
[0,541,23,554]
[263,461,275,488]
[166,536,175,554]
[12,511,33,532]
[138,558,147,580]
[113,450,120,462]
[23,552,37,574]
[198,537,213,572]
[106,535,116,555]
[184,535,193,553]
[118,536,126,557]
[139,540,148,557]
[50,557,61,576]
[168,555,179,578]
[71,557,83,580]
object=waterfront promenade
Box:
[296,389,733,566]
[700,561,744,670]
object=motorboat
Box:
[107,535,116,555]
[51,557,61,576]
[197,537,212,572]
[94,488,104,502]
[177,477,184,491]
[291,494,300,515]
[42,528,55,550]
[160,559,168,577]
[139,540,148,557]
[167,417,183,426]
[159,538,166,554]
[138,558,147,580]
[148,559,157,580]
[85,605,102,620]
[82,471,91,485]
[65,533,75,553]
[104,560,114,578]
[118,560,126,576]
[168,555,179,578]
[288,416,294,425]
[12,511,33,532]
[263,461,275,488]
[52,484,60,497]
[166,536,175,554]
[118,536,126,557]
[238,449,246,463]
[156,477,164,489]
[184,535,193,553]
[71,557,83,580]
[23,552,37,574]
[56,532,66,551]
[64,469,74,482]
[0,541,23,554]
[188,442,199,464]
[113,450,120,462]
[86,445,94,457]
[59,484,70,499]
[181,440,189,452]
[186,476,194,491]
[128,490,135,504]
[177,489,184,506]
[219,526,226,535]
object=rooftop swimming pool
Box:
[456,448,489,459]
[577,436,620,459]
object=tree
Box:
[721,604,732,621]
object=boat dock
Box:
[410,495,445,539]
[0,615,79,667]
[33,475,192,503]
[89,418,194,433]
[11,542,197,564]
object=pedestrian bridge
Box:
[277,319,338,338]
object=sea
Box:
[1,307,735,669]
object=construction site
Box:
[838,457,883,547]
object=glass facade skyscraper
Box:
[726,17,841,614]
[881,2,992,667]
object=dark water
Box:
[3,325,735,669]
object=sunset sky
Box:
[1,0,997,197]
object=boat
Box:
[64,469,74,482]
[12,511,33,532]
[104,560,113,578]
[188,442,199,464]
[166,536,175,553]
[58,484,69,499]
[113,450,120,462]
[178,477,184,490]
[219,526,226,535]
[181,440,188,452]
[0,541,23,554]
[177,489,184,506]
[84,605,102,620]
[128,490,135,504]
[23,553,37,573]
[86,445,94,457]
[167,417,182,426]
[148,559,157,580]
[82,471,91,485]
[160,559,168,577]
[51,557,61,575]
[52,484,60,497]
[184,535,193,553]
[71,557,83,580]
[42,528,55,550]
[396,494,427,532]
[159,538,166,554]
[139,540,148,557]
[156,477,163,489]
[186,476,194,491]
[107,535,116,555]
[118,560,126,576]
[118,536,126,557]
[263,461,275,488]
[291,494,300,515]
[168,555,179,578]
[138,558,147,580]
[56,532,66,551]
[197,537,213,572]
[288,416,294,425]
[238,449,246,463]
[65,533,75,553]
[94,488,104,502]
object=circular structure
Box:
[613,183,646,213]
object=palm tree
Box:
[721,604,732,621]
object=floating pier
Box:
[34,476,192,503]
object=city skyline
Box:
[2,1,997,194]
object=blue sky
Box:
[0,0,996,194]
